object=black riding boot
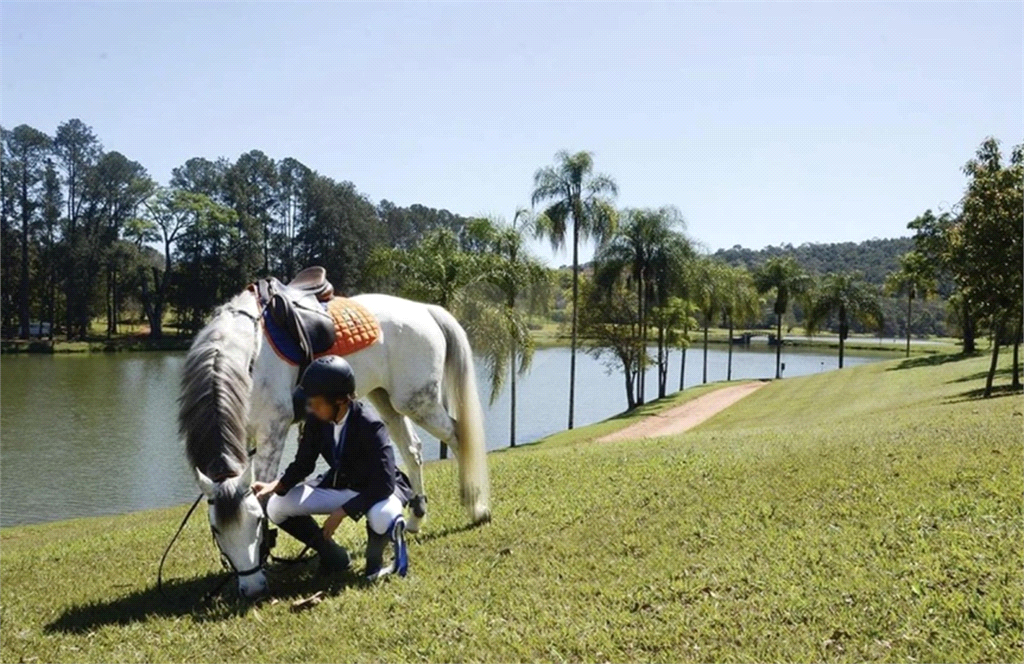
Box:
[364,526,389,580]
[364,517,408,581]
[276,515,351,575]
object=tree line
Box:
[2,120,1018,445]
[901,138,1023,397]
[0,118,474,340]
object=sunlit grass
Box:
[1,353,1020,662]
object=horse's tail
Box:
[427,305,491,524]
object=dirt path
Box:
[597,381,769,443]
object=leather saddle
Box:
[256,267,337,374]
[285,266,334,301]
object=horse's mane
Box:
[178,289,258,500]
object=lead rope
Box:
[156,493,241,604]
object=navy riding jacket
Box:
[275,400,413,521]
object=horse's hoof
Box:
[406,515,423,534]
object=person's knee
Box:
[367,496,403,535]
[266,494,291,524]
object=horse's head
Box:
[180,288,269,599]
[195,463,269,599]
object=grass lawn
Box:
[1,354,1020,662]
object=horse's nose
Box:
[238,571,269,599]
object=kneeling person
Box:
[253,356,412,580]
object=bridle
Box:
[208,481,268,580]
[157,286,312,600]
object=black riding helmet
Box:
[300,356,356,400]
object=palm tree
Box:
[884,250,937,358]
[693,258,728,384]
[807,272,885,368]
[650,232,694,398]
[594,206,684,404]
[467,211,550,448]
[367,228,482,459]
[720,267,761,381]
[754,257,811,379]
[676,298,699,392]
[368,227,479,312]
[532,150,618,428]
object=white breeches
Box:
[267,480,405,535]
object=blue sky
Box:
[2,1,1021,267]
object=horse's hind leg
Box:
[365,388,427,533]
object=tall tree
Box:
[127,188,211,338]
[368,227,482,459]
[908,209,974,352]
[377,201,470,250]
[2,126,52,338]
[884,250,937,358]
[171,194,242,333]
[579,275,643,409]
[40,159,62,340]
[225,150,278,279]
[720,266,761,381]
[693,258,728,384]
[87,151,153,336]
[955,138,1023,397]
[0,128,16,336]
[297,175,385,294]
[170,156,231,203]
[754,257,811,379]
[596,206,688,402]
[532,151,618,428]
[53,119,102,338]
[276,157,312,280]
[466,212,550,447]
[806,272,885,368]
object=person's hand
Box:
[322,507,346,539]
[252,480,280,499]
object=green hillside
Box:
[1,354,1020,663]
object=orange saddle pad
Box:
[318,297,382,358]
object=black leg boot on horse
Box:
[276,515,351,575]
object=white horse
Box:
[179,285,490,598]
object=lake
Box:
[0,344,882,526]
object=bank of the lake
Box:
[2,320,956,356]
[1,352,1019,663]
[0,336,194,354]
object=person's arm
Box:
[341,421,397,520]
[274,418,320,495]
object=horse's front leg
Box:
[248,389,294,483]
[249,349,301,483]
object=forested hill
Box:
[713,237,914,286]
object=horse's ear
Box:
[195,467,216,498]
[240,462,255,489]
